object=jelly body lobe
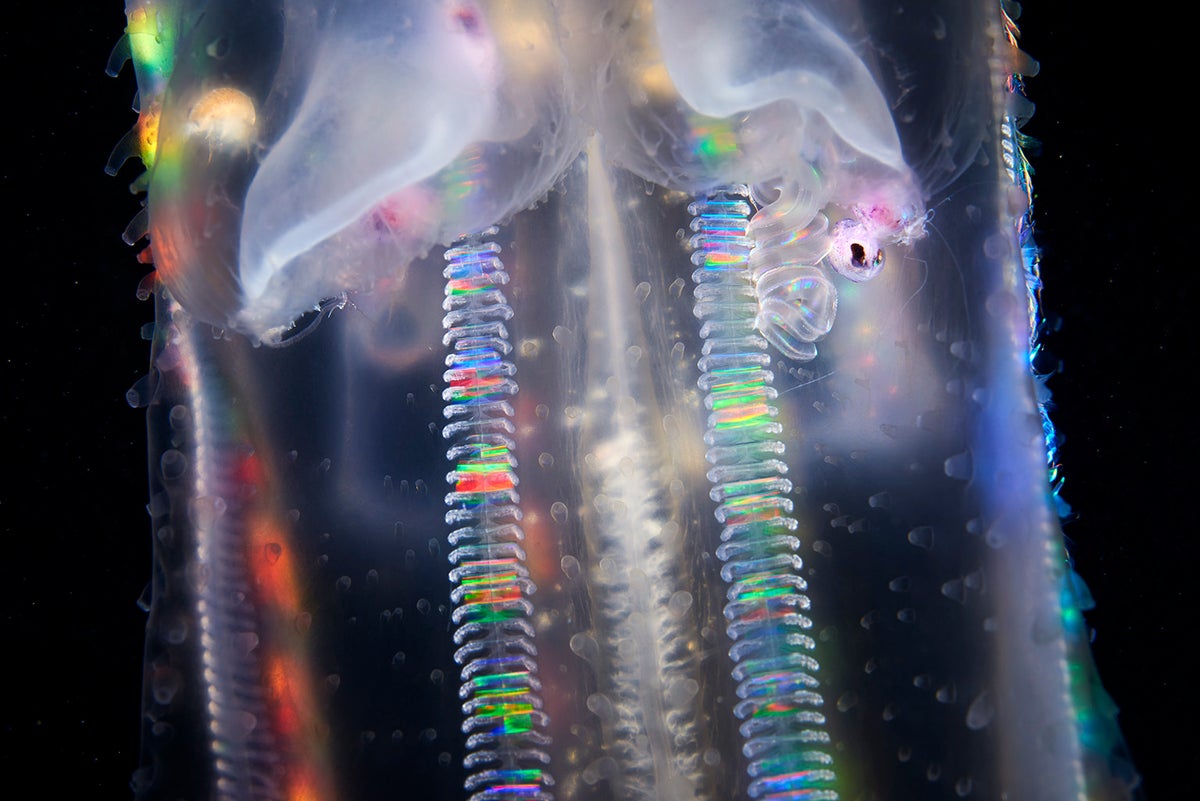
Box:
[120,2,1137,801]
[144,0,587,341]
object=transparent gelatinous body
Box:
[111,2,1139,801]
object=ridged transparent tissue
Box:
[107,2,1140,800]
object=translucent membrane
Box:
[114,2,1137,801]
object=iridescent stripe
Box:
[689,189,839,801]
[442,232,553,801]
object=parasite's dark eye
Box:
[828,219,885,282]
[850,242,885,272]
[850,242,866,267]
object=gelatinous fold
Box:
[111,2,1140,801]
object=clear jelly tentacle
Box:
[441,231,554,801]
[744,179,838,363]
[688,189,839,801]
[167,304,290,801]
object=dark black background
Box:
[0,4,1185,799]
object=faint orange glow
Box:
[234,450,335,801]
[286,766,329,801]
[265,656,302,736]
[249,518,301,613]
